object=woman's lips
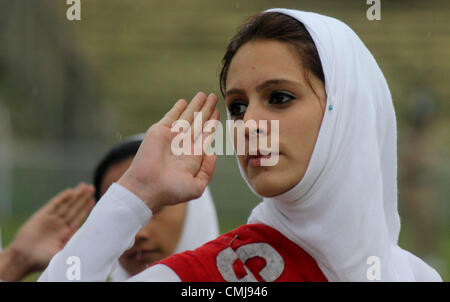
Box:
[247,153,279,167]
[128,249,159,261]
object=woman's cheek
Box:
[237,155,247,172]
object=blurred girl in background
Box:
[92,136,219,280]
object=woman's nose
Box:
[243,103,268,137]
[135,227,151,242]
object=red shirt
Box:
[156,223,328,282]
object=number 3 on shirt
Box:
[216,243,285,282]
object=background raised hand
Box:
[0,183,95,281]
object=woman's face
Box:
[225,39,327,197]
[100,157,187,276]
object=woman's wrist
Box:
[117,173,162,213]
[0,245,35,281]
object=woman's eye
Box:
[229,101,248,117]
[269,91,295,105]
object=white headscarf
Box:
[109,186,219,281]
[229,8,442,281]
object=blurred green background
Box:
[0,0,448,281]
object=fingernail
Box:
[208,93,218,102]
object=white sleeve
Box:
[125,264,181,282]
[38,183,153,282]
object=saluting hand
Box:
[118,92,220,213]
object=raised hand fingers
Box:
[192,93,218,143]
[51,183,86,215]
[193,109,219,191]
[65,185,95,227]
[67,194,95,229]
[46,188,76,214]
[159,99,188,127]
[193,152,218,196]
[178,92,208,126]
[53,183,92,218]
[201,109,220,155]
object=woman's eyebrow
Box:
[226,79,301,97]
[255,79,300,92]
[225,88,246,97]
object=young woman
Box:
[39,8,442,282]
[92,137,219,280]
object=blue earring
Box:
[328,105,333,111]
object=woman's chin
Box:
[248,174,287,197]
[247,166,305,197]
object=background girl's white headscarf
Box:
[233,8,442,281]
[109,186,219,281]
